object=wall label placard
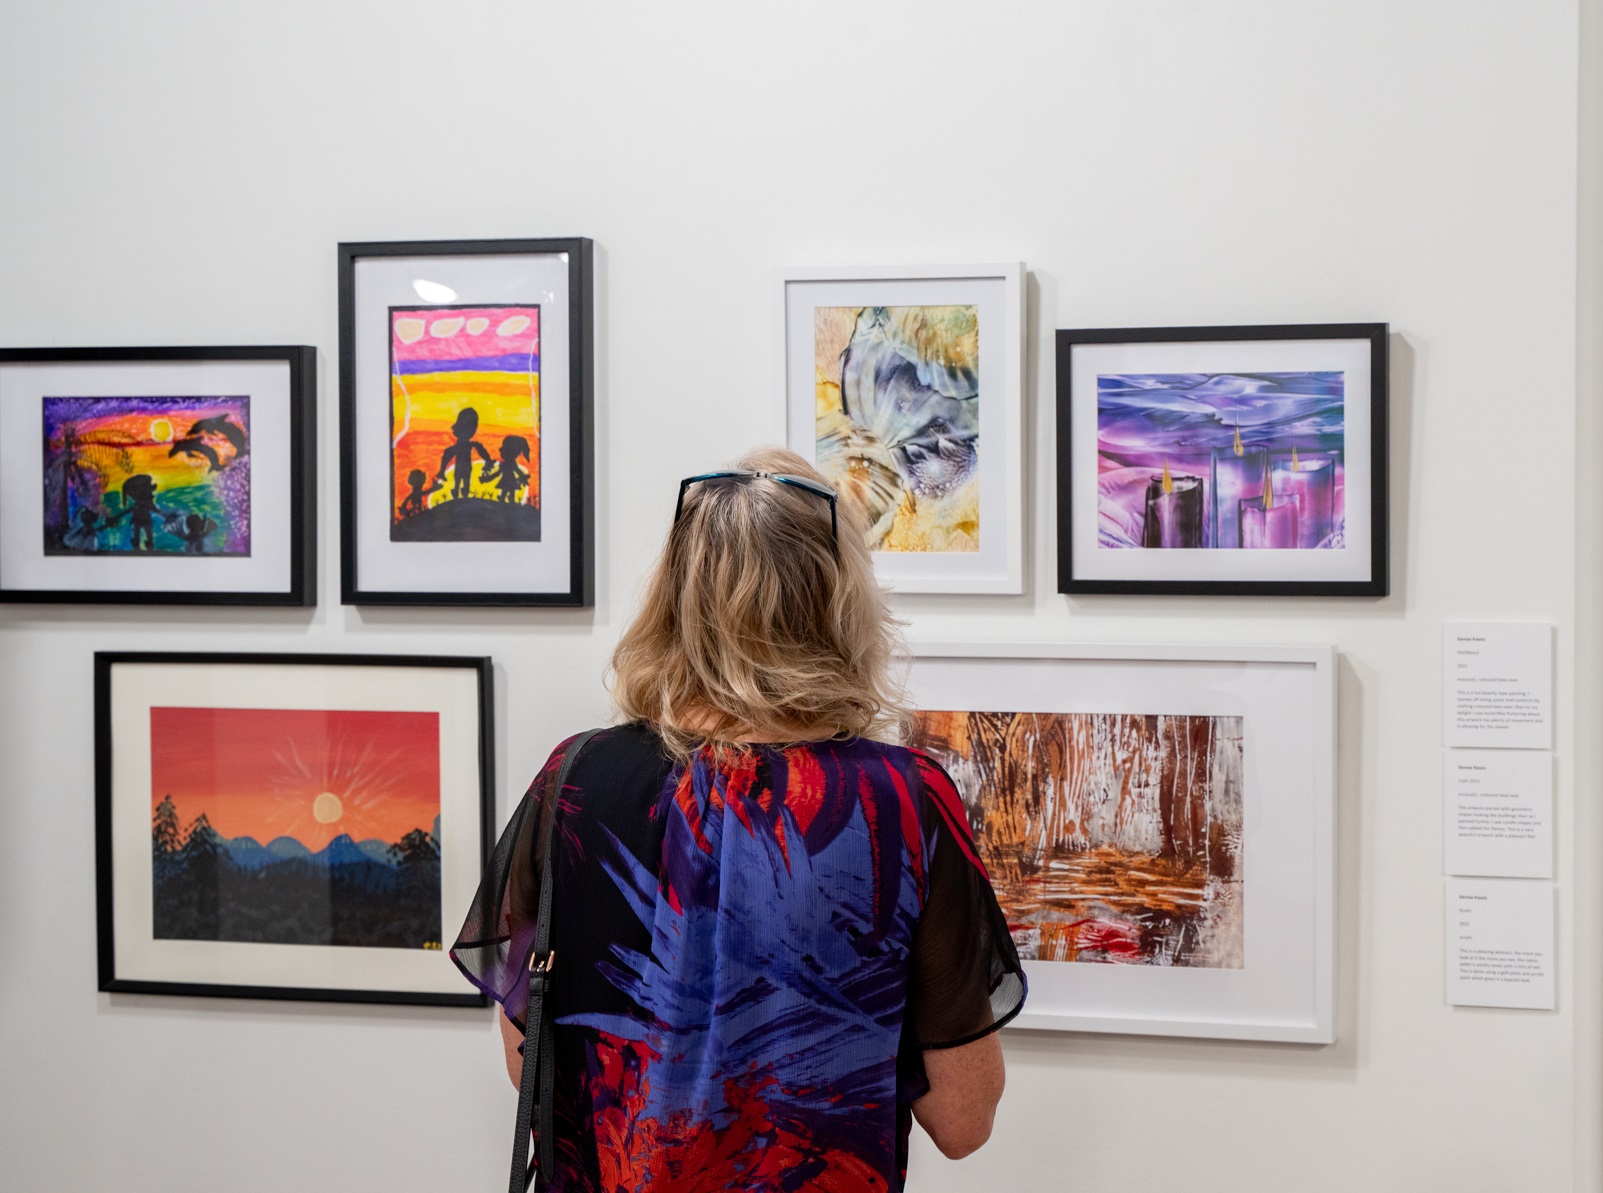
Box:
[1443,750,1553,879]
[1442,622,1553,750]
[1445,877,1554,1010]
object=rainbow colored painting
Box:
[389,305,540,543]
[41,395,250,556]
[149,706,443,949]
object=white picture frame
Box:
[904,641,1337,1043]
[777,263,1026,594]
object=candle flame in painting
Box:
[1161,460,1173,495]
[910,709,1245,968]
[1291,445,1299,471]
[1232,418,1244,457]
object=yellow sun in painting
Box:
[150,418,173,443]
[311,791,344,824]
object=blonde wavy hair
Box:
[609,446,908,754]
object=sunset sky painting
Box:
[149,707,440,852]
[42,394,250,556]
[389,304,540,543]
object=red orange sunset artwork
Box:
[149,707,440,852]
[147,706,445,949]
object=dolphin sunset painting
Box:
[41,394,251,556]
[148,706,444,950]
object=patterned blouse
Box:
[452,724,1025,1192]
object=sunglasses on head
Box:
[675,470,839,544]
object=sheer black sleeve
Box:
[907,753,1027,1049]
[449,734,577,1030]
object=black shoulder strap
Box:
[509,728,602,1193]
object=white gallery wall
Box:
[0,2,1592,1190]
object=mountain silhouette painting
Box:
[149,707,443,949]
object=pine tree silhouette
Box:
[152,794,182,883]
[388,828,439,867]
[181,811,222,858]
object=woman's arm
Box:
[499,1012,525,1090]
[911,1032,1005,1160]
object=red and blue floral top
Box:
[452,724,1024,1192]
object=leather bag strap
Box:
[509,728,602,1193]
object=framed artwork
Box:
[338,238,594,606]
[778,264,1026,594]
[0,346,316,605]
[905,642,1336,1043]
[1056,323,1389,596]
[95,652,494,1006]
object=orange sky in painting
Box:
[53,405,243,494]
[150,707,440,850]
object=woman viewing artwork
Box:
[452,446,1024,1191]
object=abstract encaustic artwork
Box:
[389,305,540,543]
[910,709,1245,968]
[42,395,250,556]
[1096,372,1344,551]
[813,305,979,552]
[149,707,443,949]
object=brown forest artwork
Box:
[910,710,1245,968]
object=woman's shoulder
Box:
[569,721,670,762]
[793,736,957,786]
[529,722,671,789]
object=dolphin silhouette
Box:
[169,437,222,471]
[187,415,247,455]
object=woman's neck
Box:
[675,707,826,744]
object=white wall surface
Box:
[0,2,1589,1190]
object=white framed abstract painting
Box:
[777,264,1026,594]
[904,641,1336,1043]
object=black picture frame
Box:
[337,238,595,607]
[0,345,317,606]
[1056,322,1389,597]
[95,651,495,1007]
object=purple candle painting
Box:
[1274,450,1336,549]
[1239,495,1299,549]
[1210,437,1266,550]
[1096,372,1345,551]
[1141,465,1204,548]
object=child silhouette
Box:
[482,435,531,504]
[174,513,217,554]
[436,408,491,501]
[397,468,436,520]
[105,475,171,552]
[62,507,104,551]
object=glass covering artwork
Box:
[909,710,1245,968]
[149,706,443,949]
[813,304,980,553]
[42,394,251,557]
[389,304,540,543]
[1095,371,1345,552]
